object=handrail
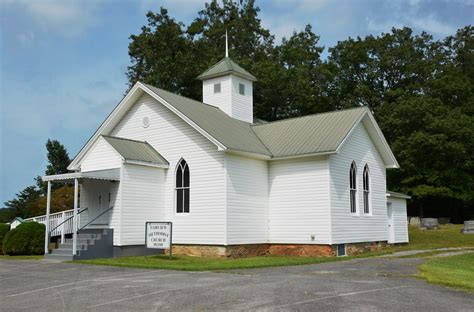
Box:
[78,206,113,232]
[49,208,88,234]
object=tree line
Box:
[2,0,472,222]
[127,0,473,221]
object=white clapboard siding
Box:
[230,75,253,123]
[120,164,165,245]
[226,153,269,244]
[329,121,388,244]
[388,197,409,243]
[203,76,232,115]
[111,94,226,245]
[80,179,121,244]
[268,156,331,244]
[80,136,122,172]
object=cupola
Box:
[197,32,257,123]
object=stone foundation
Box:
[169,242,387,258]
[345,241,388,256]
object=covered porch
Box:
[42,168,120,258]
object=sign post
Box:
[145,222,172,259]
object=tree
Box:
[2,138,74,219]
[127,3,473,220]
[126,0,327,121]
[3,186,41,219]
[36,139,71,193]
[326,26,473,221]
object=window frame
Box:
[349,161,357,214]
[175,158,190,214]
[214,83,221,94]
[239,83,245,95]
[363,164,370,214]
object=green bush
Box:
[0,223,10,255]
[3,222,45,255]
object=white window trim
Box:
[175,158,190,214]
[350,161,358,215]
[362,164,371,216]
[239,83,245,95]
[214,83,221,94]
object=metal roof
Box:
[102,135,169,166]
[252,107,367,158]
[143,84,272,156]
[197,57,257,81]
[43,169,121,182]
[132,85,373,160]
[386,191,411,199]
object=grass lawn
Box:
[418,252,474,293]
[75,254,361,271]
[0,255,43,260]
[389,224,474,252]
[74,225,473,271]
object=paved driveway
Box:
[0,257,473,311]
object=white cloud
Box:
[1,0,105,39]
[412,15,457,35]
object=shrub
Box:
[3,222,45,255]
[0,223,10,255]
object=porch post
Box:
[72,178,79,256]
[44,181,51,255]
[60,211,66,244]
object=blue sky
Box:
[0,0,473,204]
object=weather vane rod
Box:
[225,29,229,58]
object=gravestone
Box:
[420,218,439,230]
[409,217,420,226]
[461,220,474,234]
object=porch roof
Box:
[102,135,169,168]
[42,168,121,183]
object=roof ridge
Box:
[102,134,148,144]
[251,106,367,128]
[142,83,223,110]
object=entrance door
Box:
[92,184,110,226]
[387,202,395,243]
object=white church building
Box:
[42,54,409,260]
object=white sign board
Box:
[146,222,172,249]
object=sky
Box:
[0,0,473,205]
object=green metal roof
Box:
[197,57,257,81]
[143,84,370,158]
[252,107,367,158]
[102,135,169,166]
[386,191,411,199]
[143,84,272,156]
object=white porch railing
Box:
[25,209,75,237]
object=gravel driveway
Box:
[0,256,473,311]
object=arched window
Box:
[176,159,190,213]
[363,164,370,214]
[349,161,357,213]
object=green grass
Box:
[418,252,474,292]
[0,255,43,260]
[388,224,474,252]
[75,254,357,271]
[75,225,474,271]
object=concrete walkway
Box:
[0,256,473,311]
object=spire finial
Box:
[225,29,229,58]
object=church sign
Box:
[145,221,172,258]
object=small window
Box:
[363,164,370,214]
[349,161,357,213]
[239,83,245,95]
[176,159,190,213]
[337,244,346,256]
[214,83,221,93]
